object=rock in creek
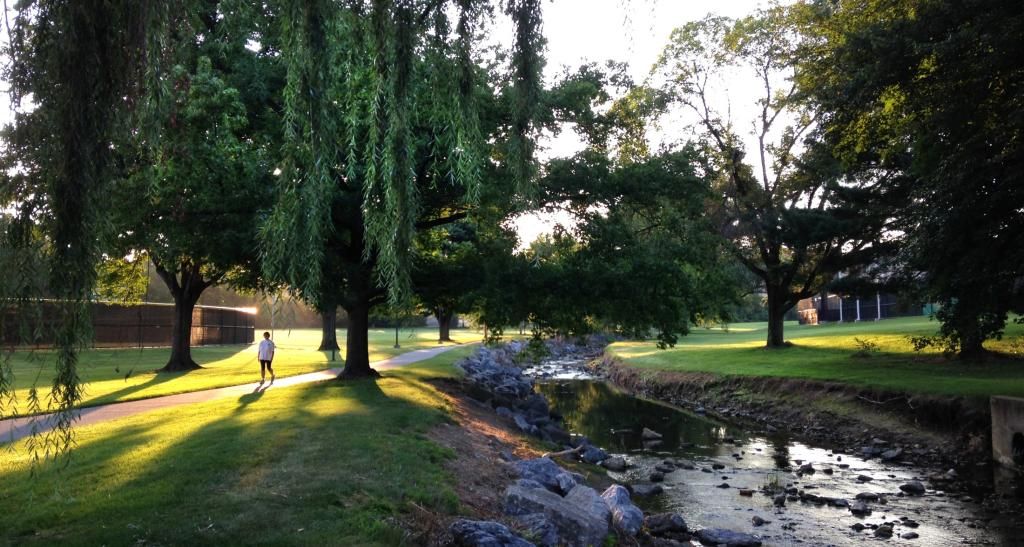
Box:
[449,519,535,547]
[601,456,628,471]
[855,492,879,501]
[579,445,608,465]
[504,480,610,547]
[654,463,676,473]
[874,525,894,538]
[600,485,643,536]
[751,516,769,527]
[642,427,664,440]
[902,532,920,540]
[850,501,872,516]
[798,463,815,474]
[899,481,926,495]
[650,471,665,482]
[512,458,581,496]
[881,448,903,461]
[696,528,763,546]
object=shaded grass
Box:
[2,327,480,416]
[0,347,477,546]
[610,317,1024,398]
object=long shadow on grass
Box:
[86,369,196,407]
[0,374,458,545]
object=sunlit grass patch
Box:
[611,317,1024,398]
[2,327,480,416]
[0,355,469,545]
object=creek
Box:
[525,360,1023,546]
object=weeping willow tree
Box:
[0,1,160,457]
[262,0,545,378]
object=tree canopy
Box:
[800,0,1024,356]
[653,7,893,348]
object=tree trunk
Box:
[339,295,378,379]
[154,260,208,372]
[437,307,453,342]
[765,284,789,349]
[318,306,340,351]
[958,331,989,360]
[162,287,203,372]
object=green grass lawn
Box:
[610,316,1024,398]
[0,345,477,546]
[2,327,480,416]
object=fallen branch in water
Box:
[542,445,584,460]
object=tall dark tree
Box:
[262,1,545,378]
[524,148,742,346]
[801,0,1024,357]
[654,8,891,347]
[111,8,280,372]
[413,223,481,342]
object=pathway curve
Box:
[0,344,470,445]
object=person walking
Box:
[258,331,276,383]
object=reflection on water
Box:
[535,379,1023,546]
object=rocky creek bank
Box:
[595,355,1024,530]
[449,341,765,546]
[600,355,997,472]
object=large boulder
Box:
[512,458,580,496]
[449,519,536,547]
[696,528,762,546]
[515,514,560,546]
[580,445,609,465]
[600,485,643,536]
[504,481,611,547]
[513,414,540,437]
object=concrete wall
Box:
[991,396,1024,469]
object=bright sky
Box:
[510,0,769,246]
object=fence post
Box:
[876,292,882,321]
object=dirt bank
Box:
[599,355,994,473]
[403,379,543,545]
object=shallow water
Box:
[530,369,1024,546]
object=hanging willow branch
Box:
[267,0,544,306]
[261,0,341,303]
[506,0,544,194]
[1,0,155,461]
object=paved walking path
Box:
[0,344,469,445]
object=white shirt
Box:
[258,339,275,361]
